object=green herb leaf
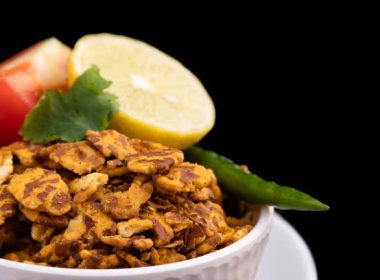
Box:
[19,66,118,144]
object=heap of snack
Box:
[0,129,254,268]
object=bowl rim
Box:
[0,206,274,277]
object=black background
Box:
[0,10,346,279]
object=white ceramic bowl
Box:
[0,206,273,280]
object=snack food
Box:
[0,129,254,268]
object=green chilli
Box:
[185,146,329,211]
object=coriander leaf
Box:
[19,66,119,144]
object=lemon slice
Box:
[68,34,215,149]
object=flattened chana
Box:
[0,130,255,268]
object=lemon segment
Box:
[68,34,215,148]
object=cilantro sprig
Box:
[20,66,118,144]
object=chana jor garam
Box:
[0,130,255,269]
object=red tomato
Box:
[0,38,70,146]
[0,63,41,145]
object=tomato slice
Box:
[0,63,41,145]
[0,38,70,146]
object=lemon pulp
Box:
[69,34,215,149]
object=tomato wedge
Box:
[0,38,70,146]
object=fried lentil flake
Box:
[0,130,255,268]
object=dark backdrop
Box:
[0,14,344,279]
